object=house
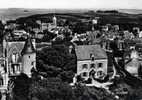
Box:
[3,37,36,77]
[41,23,48,31]
[0,37,36,93]
[12,30,28,39]
[74,45,108,84]
[0,37,36,90]
[125,48,142,77]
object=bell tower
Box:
[53,16,57,27]
[21,37,36,77]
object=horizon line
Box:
[0,7,142,10]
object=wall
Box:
[22,53,36,77]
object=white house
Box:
[75,45,108,84]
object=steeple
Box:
[21,38,35,55]
[53,15,57,27]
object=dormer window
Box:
[90,54,95,61]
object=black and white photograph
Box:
[0,0,142,100]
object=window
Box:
[119,43,124,50]
[31,62,34,66]
[98,63,103,68]
[97,71,105,79]
[89,70,96,77]
[90,63,95,68]
[11,64,20,75]
[11,64,15,74]
[82,64,88,69]
[97,71,103,76]
[0,76,3,86]
[29,56,30,58]
[82,72,88,77]
[12,53,18,63]
[91,56,95,61]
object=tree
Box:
[12,73,31,100]
[37,43,76,83]
[42,30,56,42]
[29,78,75,100]
[0,21,4,43]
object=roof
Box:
[125,59,140,67]
[125,59,140,75]
[7,42,25,57]
[6,41,25,63]
[75,45,107,60]
[21,38,35,55]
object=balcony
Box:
[9,64,22,77]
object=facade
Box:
[75,45,108,84]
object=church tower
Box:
[21,37,36,77]
[53,16,57,27]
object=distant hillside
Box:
[1,8,142,31]
[1,8,142,20]
[0,8,50,20]
[119,9,142,14]
[15,10,142,29]
[0,8,88,20]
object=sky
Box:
[0,0,142,9]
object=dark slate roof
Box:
[21,38,35,55]
[75,45,107,60]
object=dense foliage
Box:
[36,43,76,83]
[8,73,31,100]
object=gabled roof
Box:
[7,42,25,57]
[75,45,107,60]
[21,38,35,55]
[6,41,25,63]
